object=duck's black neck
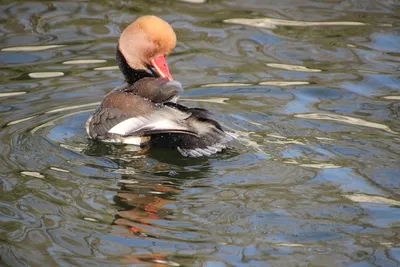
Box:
[116,46,154,84]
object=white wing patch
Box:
[108,115,189,136]
[108,117,146,135]
[145,120,182,131]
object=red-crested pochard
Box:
[86,16,234,157]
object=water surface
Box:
[1,0,400,266]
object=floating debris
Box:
[1,45,65,52]
[21,171,45,179]
[201,83,252,87]
[180,97,229,104]
[267,63,321,72]
[224,18,365,29]
[295,113,397,134]
[7,116,37,126]
[29,72,64,78]
[62,59,106,64]
[344,194,400,206]
[259,81,310,86]
[0,92,26,98]
[50,167,70,173]
[94,66,119,70]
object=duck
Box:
[86,15,234,157]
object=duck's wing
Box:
[86,87,195,139]
[87,103,198,141]
[175,118,235,157]
[86,107,131,139]
[106,106,198,137]
[132,78,183,103]
[86,91,236,156]
[151,103,236,157]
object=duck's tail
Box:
[152,103,236,157]
[176,131,236,157]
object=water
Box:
[1,1,399,266]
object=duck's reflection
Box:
[83,139,226,264]
[113,179,181,237]
[86,143,213,236]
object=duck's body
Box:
[86,82,234,156]
[86,16,234,157]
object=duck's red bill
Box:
[150,56,173,81]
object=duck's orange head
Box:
[118,15,176,81]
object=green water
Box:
[1,1,399,266]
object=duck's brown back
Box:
[129,77,183,103]
[86,89,155,139]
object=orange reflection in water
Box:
[113,182,180,237]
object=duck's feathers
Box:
[107,105,196,136]
[86,90,234,157]
[148,103,235,157]
[115,78,182,104]
[86,107,129,139]
[87,104,195,139]
[129,78,183,103]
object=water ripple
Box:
[28,72,64,78]
[0,92,26,98]
[62,59,107,64]
[224,17,366,29]
[1,45,65,52]
[267,63,322,72]
[295,113,397,134]
[343,194,400,206]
